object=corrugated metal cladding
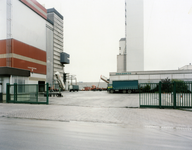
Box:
[47,8,64,82]
[19,0,47,19]
[109,70,192,84]
[117,55,126,72]
[0,39,46,74]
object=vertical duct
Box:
[6,0,12,67]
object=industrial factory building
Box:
[112,0,192,84]
[117,0,144,73]
[0,0,69,95]
[115,35,192,84]
[111,64,192,84]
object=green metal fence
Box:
[49,84,60,91]
[139,82,192,109]
[6,83,49,104]
[175,82,192,108]
[139,83,160,108]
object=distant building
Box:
[111,64,192,84]
[47,8,70,85]
[0,0,69,96]
[179,64,192,70]
[117,38,126,72]
[117,0,144,72]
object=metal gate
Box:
[6,83,49,104]
[139,81,192,109]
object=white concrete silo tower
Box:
[125,0,144,71]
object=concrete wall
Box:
[117,55,126,72]
[28,80,38,84]
[0,77,9,94]
[29,73,46,82]
[125,0,144,71]
[46,22,54,84]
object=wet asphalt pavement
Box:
[0,91,192,149]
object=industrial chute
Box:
[100,75,109,83]
[55,71,65,90]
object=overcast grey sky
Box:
[38,0,192,82]
[144,0,192,71]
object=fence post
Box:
[139,84,140,107]
[191,83,192,107]
[14,83,17,102]
[6,83,10,103]
[173,81,176,109]
[159,81,161,109]
[46,83,49,105]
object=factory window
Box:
[119,47,121,50]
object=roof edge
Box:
[47,8,63,20]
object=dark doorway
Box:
[38,81,45,92]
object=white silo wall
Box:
[125,0,144,71]
[119,39,126,55]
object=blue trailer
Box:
[107,80,139,93]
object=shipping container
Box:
[108,80,138,93]
[69,85,79,92]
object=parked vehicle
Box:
[107,80,139,93]
[69,85,79,92]
[91,85,102,91]
[84,87,91,91]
